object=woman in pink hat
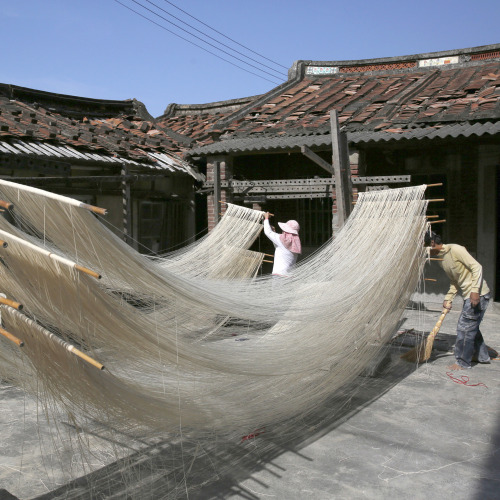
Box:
[263,212,301,277]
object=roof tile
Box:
[183,51,500,155]
[0,85,201,178]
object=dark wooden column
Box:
[330,109,353,229]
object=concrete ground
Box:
[218,302,500,500]
[1,299,499,500]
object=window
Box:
[138,200,188,254]
[297,197,333,247]
[139,201,165,254]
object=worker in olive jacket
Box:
[425,231,492,370]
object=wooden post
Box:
[330,110,353,229]
[213,161,221,225]
[340,130,353,219]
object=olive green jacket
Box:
[436,244,489,302]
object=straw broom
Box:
[401,307,449,363]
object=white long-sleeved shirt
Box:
[263,219,298,276]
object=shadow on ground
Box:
[30,347,420,500]
[473,382,500,500]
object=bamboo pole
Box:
[74,265,102,280]
[429,219,446,224]
[79,203,108,216]
[66,345,105,370]
[355,197,443,206]
[41,328,105,370]
[429,258,444,261]
[424,278,437,282]
[3,307,105,370]
[0,229,101,280]
[217,201,274,216]
[0,296,23,310]
[0,326,23,347]
[0,179,107,215]
[263,260,273,263]
[0,200,13,210]
[425,183,443,188]
[426,215,439,219]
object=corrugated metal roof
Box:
[148,151,204,181]
[189,121,500,155]
[189,133,331,155]
[0,139,141,164]
[349,121,500,143]
[0,139,204,180]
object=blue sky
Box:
[2,0,499,118]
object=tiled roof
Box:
[180,44,500,155]
[0,84,202,179]
[156,95,262,142]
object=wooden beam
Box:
[213,161,221,225]
[0,174,168,183]
[0,155,71,175]
[330,110,353,228]
[300,146,334,175]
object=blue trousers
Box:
[454,294,490,368]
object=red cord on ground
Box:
[446,371,488,388]
[240,427,266,443]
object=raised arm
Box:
[263,214,280,246]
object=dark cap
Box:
[424,231,441,246]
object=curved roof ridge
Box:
[0,83,135,108]
[293,43,500,70]
[0,83,156,121]
[159,94,263,119]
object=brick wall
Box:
[206,156,232,231]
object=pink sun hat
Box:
[278,220,300,235]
